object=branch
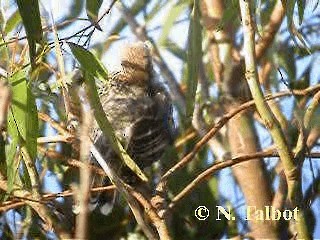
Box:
[90,145,170,239]
[161,84,320,181]
[255,0,285,61]
[168,150,320,210]
[0,173,54,232]
[0,185,115,212]
[239,0,309,238]
[75,89,92,239]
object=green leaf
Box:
[282,0,311,54]
[158,3,187,45]
[186,0,202,118]
[16,0,43,67]
[283,0,295,26]
[163,39,187,60]
[7,71,27,191]
[218,1,239,30]
[86,0,103,30]
[6,70,38,190]
[297,0,305,25]
[4,10,21,34]
[69,43,148,182]
[8,71,28,139]
[26,84,38,160]
[277,46,296,82]
[6,110,20,192]
[68,43,108,80]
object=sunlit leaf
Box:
[282,0,311,54]
[7,71,27,191]
[6,70,38,189]
[3,10,21,34]
[68,43,108,80]
[26,83,38,160]
[16,0,43,67]
[186,0,202,118]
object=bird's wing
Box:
[125,95,173,168]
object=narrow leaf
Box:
[158,3,187,45]
[6,110,20,192]
[68,43,108,80]
[86,0,103,30]
[283,0,295,30]
[69,43,148,182]
[16,0,43,67]
[4,10,21,34]
[26,85,38,160]
[7,71,27,191]
[186,0,202,118]
[7,70,38,188]
[163,39,187,60]
[297,0,306,25]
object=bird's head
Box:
[119,41,153,84]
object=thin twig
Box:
[37,135,75,143]
[168,150,320,210]
[0,172,54,232]
[161,84,320,181]
[0,185,116,212]
[38,146,105,176]
[38,112,69,135]
[239,0,309,238]
[75,90,92,239]
[255,0,285,61]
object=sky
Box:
[2,0,320,238]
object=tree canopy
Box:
[0,0,320,239]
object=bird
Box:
[89,41,174,214]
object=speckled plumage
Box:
[90,42,173,214]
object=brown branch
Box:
[161,84,320,181]
[0,173,54,231]
[0,185,116,212]
[37,146,106,176]
[255,0,285,60]
[168,150,320,210]
[38,112,69,135]
[75,95,92,239]
[127,187,171,240]
[37,135,75,143]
